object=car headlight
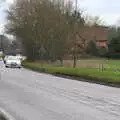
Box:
[17,61,21,65]
[6,61,11,64]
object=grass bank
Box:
[23,62,120,87]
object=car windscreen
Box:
[7,57,18,60]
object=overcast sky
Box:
[0,0,120,33]
[80,0,120,25]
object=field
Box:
[63,59,120,71]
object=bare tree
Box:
[85,15,104,26]
[6,0,72,61]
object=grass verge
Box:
[22,61,120,87]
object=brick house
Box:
[77,26,108,48]
[64,26,109,59]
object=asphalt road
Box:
[0,62,120,120]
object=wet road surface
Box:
[0,62,120,120]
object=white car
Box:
[5,56,21,68]
[16,55,27,61]
[4,55,9,63]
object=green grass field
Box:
[23,60,120,87]
[63,59,120,71]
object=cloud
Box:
[6,0,14,4]
[0,0,13,34]
[80,0,120,25]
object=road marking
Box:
[0,108,15,120]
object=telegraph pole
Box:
[75,0,78,12]
[0,35,3,51]
[73,0,78,68]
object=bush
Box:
[86,40,98,56]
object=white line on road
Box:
[0,108,15,120]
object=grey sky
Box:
[80,0,120,25]
[0,0,120,33]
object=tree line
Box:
[6,0,86,62]
[6,0,120,64]
[107,27,120,59]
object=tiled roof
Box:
[79,26,108,42]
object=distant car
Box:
[4,55,14,64]
[16,54,22,61]
[5,56,21,68]
[16,55,27,61]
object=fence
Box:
[63,59,120,72]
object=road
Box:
[0,62,120,120]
